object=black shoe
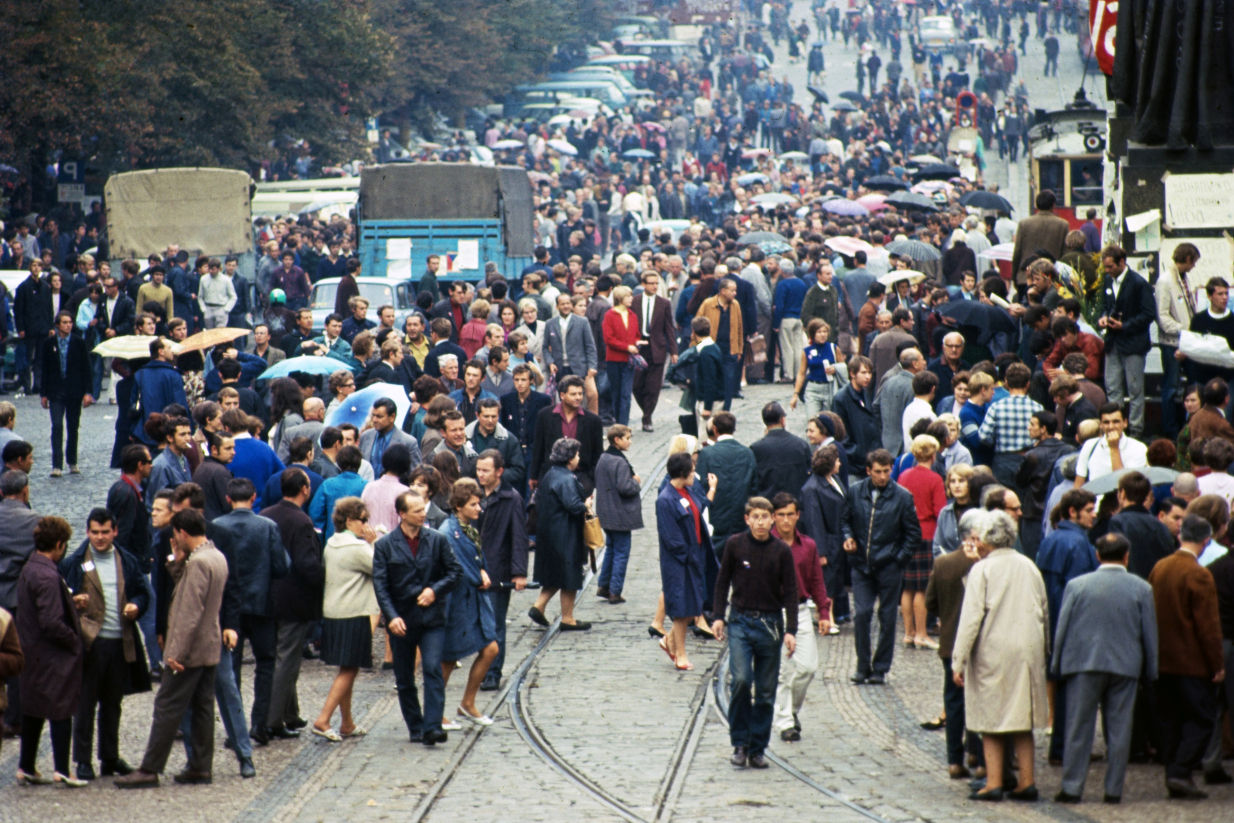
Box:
[1008,784,1038,802]
[1166,777,1207,799]
[75,762,96,781]
[730,746,748,767]
[560,620,592,631]
[2,724,18,739]
[793,713,801,732]
[528,606,549,627]
[480,674,500,691]
[608,594,626,604]
[595,587,610,598]
[642,423,654,433]
[691,623,717,640]
[749,752,769,768]
[240,757,256,779]
[173,769,212,785]
[422,729,448,746]
[302,645,319,660]
[149,667,162,683]
[223,737,236,752]
[1053,790,1081,804]
[648,625,667,639]
[381,661,395,671]
[100,759,132,777]
[250,728,270,747]
[780,728,801,742]
[287,717,308,731]
[866,673,886,685]
[268,726,301,740]
[850,673,868,685]
[1204,769,1233,785]
[970,787,1003,801]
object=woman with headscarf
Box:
[528,438,591,630]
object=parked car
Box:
[309,276,418,333]
[920,16,958,52]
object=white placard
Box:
[386,238,412,260]
[1164,173,1234,229]
[455,239,479,270]
[385,259,411,281]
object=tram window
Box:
[1038,159,1064,196]
[1070,160,1102,206]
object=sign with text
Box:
[1164,173,1234,229]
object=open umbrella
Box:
[909,154,944,165]
[863,174,910,191]
[830,100,857,112]
[491,139,524,150]
[1083,466,1180,496]
[736,230,788,246]
[93,335,166,359]
[741,148,771,159]
[807,85,830,103]
[778,151,809,160]
[980,242,1015,262]
[879,270,928,288]
[758,240,793,254]
[526,170,553,184]
[885,191,940,212]
[938,300,1018,335]
[911,180,954,194]
[641,121,666,133]
[856,193,888,211]
[885,239,943,262]
[839,91,866,102]
[959,190,1015,212]
[824,236,874,257]
[735,172,770,185]
[325,382,412,429]
[914,163,962,181]
[176,327,252,354]
[547,139,578,155]
[260,355,349,380]
[822,198,869,217]
[622,148,656,159]
[547,114,574,126]
[751,193,798,205]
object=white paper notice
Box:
[455,239,479,270]
[1164,173,1234,229]
[385,259,412,281]
[386,238,412,260]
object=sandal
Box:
[311,726,343,743]
[16,768,52,785]
[675,660,695,671]
[920,717,945,730]
[341,727,368,738]
[658,636,677,662]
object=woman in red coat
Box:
[602,285,644,426]
[898,435,947,650]
[15,516,85,786]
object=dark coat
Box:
[695,341,725,404]
[594,448,643,532]
[211,508,290,617]
[528,405,604,497]
[99,295,136,338]
[657,483,713,618]
[130,360,188,443]
[749,427,813,501]
[16,552,83,720]
[533,465,589,590]
[39,332,91,403]
[832,383,881,470]
[440,516,498,660]
[193,456,234,522]
[478,481,529,583]
[1108,505,1177,580]
[430,299,464,343]
[423,340,468,378]
[372,526,462,629]
[841,478,921,571]
[13,274,53,337]
[107,478,152,572]
[799,474,846,563]
[499,389,552,455]
[262,499,325,622]
[695,437,756,539]
[632,293,679,365]
[467,420,526,490]
[1099,269,1156,356]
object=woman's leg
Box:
[912,592,929,641]
[1012,732,1035,789]
[900,589,915,642]
[339,668,358,731]
[50,718,72,776]
[607,362,625,424]
[668,617,692,666]
[651,592,666,632]
[19,715,44,774]
[315,667,359,732]
[559,590,577,623]
[460,643,500,715]
[533,587,559,613]
[981,734,1006,791]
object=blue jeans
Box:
[182,640,251,761]
[726,611,783,756]
[598,530,632,596]
[606,362,634,425]
[390,625,446,740]
[721,352,741,411]
[1160,344,1181,438]
[137,572,163,672]
[486,589,511,680]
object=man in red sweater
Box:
[769,493,832,742]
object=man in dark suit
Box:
[474,450,528,690]
[499,365,551,493]
[749,402,813,501]
[1098,244,1156,439]
[423,317,467,379]
[99,276,136,338]
[632,271,679,432]
[528,375,604,497]
[1051,533,1158,804]
[41,311,94,476]
[430,281,469,343]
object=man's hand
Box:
[166,658,185,674]
[40,397,48,409]
[105,328,116,338]
[818,619,832,635]
[1008,304,1027,317]
[123,602,139,621]
[388,617,407,637]
[512,576,527,592]
[1216,669,1226,684]
[1175,349,1187,361]
[223,629,238,650]
[700,409,711,419]
[157,634,164,651]
[529,479,538,491]
[549,364,557,376]
[82,395,94,408]
[417,587,436,607]
[73,593,89,611]
[843,538,857,553]
[953,669,964,687]
[1106,429,1121,447]
[784,633,796,656]
[670,354,678,365]
[712,619,726,641]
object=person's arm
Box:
[949,565,988,684]
[430,533,464,597]
[615,458,641,497]
[1155,276,1186,337]
[1121,277,1159,337]
[268,523,291,579]
[780,547,800,635]
[712,539,736,631]
[371,539,400,623]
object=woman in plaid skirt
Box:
[897,435,946,650]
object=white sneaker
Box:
[69,465,80,475]
[457,707,494,727]
[50,468,62,477]
[441,719,463,731]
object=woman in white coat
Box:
[951,508,1050,802]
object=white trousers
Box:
[772,602,819,732]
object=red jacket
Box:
[786,530,830,614]
[899,465,947,542]
[602,307,641,363]
[1044,331,1104,379]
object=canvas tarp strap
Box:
[105,168,254,259]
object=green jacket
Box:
[695,438,756,539]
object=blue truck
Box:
[357,163,535,291]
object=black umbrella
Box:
[839,91,866,102]
[808,86,830,104]
[938,299,1018,335]
[864,174,910,191]
[913,163,961,181]
[831,100,858,112]
[959,190,1015,212]
[885,191,940,211]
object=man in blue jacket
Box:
[130,338,187,444]
[373,490,462,745]
[691,317,725,438]
[214,478,290,746]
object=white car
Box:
[920,16,958,52]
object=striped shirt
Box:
[977,394,1043,454]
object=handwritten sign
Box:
[1164,173,1234,229]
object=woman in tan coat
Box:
[951,508,1050,802]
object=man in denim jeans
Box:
[713,497,799,769]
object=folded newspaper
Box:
[1179,330,1234,368]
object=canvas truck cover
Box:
[359,163,534,257]
[105,168,254,259]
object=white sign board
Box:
[58,183,85,203]
[455,239,479,270]
[1163,173,1234,229]
[386,238,412,260]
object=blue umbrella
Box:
[736,172,769,185]
[622,148,656,159]
[821,198,870,217]
[325,382,412,429]
[259,355,348,380]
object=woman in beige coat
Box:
[951,509,1050,802]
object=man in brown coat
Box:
[1011,190,1071,286]
[1148,514,1225,799]
[117,509,229,789]
[697,278,743,411]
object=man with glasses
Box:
[928,332,970,400]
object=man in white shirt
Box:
[1073,403,1148,487]
[902,371,938,448]
[1196,438,1234,512]
[198,258,238,329]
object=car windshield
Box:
[310,282,398,311]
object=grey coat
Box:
[1050,566,1159,681]
[358,426,422,472]
[874,369,915,457]
[594,448,644,532]
[0,498,40,610]
[542,312,598,375]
